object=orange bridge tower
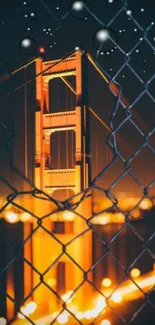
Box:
[32,50,93,315]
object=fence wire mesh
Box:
[0,0,155,325]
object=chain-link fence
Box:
[0,0,155,325]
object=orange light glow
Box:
[5,211,19,223]
[63,210,75,221]
[47,278,57,287]
[93,213,111,225]
[140,199,152,210]
[112,292,122,303]
[101,320,111,325]
[39,47,45,53]
[102,278,112,288]
[68,305,78,313]
[130,268,141,278]
[103,271,155,303]
[20,212,31,222]
[132,209,141,219]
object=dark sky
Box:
[0,0,155,202]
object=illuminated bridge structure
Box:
[0,50,154,325]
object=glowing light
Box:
[91,308,100,317]
[93,213,111,225]
[63,210,75,221]
[108,0,113,3]
[47,278,57,286]
[132,209,140,219]
[96,29,109,42]
[20,212,31,222]
[19,306,28,319]
[112,292,122,303]
[18,302,37,319]
[72,1,85,11]
[25,301,37,315]
[39,47,45,53]
[141,8,144,12]
[101,320,111,325]
[126,10,132,15]
[57,311,69,324]
[0,318,7,325]
[68,305,78,313]
[5,211,19,223]
[130,268,141,278]
[84,310,93,319]
[62,290,74,303]
[75,311,84,320]
[94,296,107,313]
[21,38,31,48]
[102,278,112,288]
[140,199,152,210]
[30,12,36,18]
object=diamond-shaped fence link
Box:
[0,1,155,325]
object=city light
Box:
[62,290,74,303]
[101,320,111,325]
[111,292,122,303]
[63,210,75,221]
[130,268,141,278]
[94,296,107,314]
[75,311,84,320]
[140,199,152,210]
[20,212,31,222]
[18,302,37,319]
[5,211,19,223]
[132,209,141,219]
[84,310,93,319]
[57,311,69,324]
[0,318,7,325]
[102,278,112,288]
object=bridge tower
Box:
[32,51,93,315]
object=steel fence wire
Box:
[0,0,155,325]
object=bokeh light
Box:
[19,37,37,55]
[130,268,141,278]
[102,278,112,288]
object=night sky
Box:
[0,0,155,202]
[0,2,155,324]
